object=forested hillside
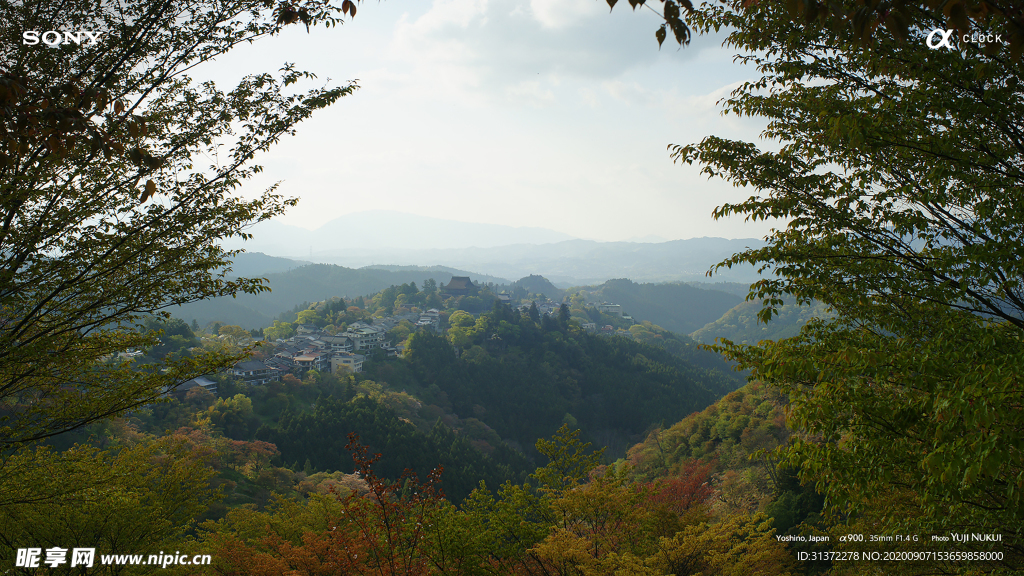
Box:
[511,274,565,300]
[691,299,833,344]
[171,262,512,328]
[362,303,743,458]
[256,396,533,504]
[79,298,743,508]
[624,382,823,532]
[570,278,742,334]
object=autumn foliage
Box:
[202,425,797,576]
[209,433,443,576]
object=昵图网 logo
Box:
[22,30,103,47]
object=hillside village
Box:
[231,308,441,383]
[182,276,638,395]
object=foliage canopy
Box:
[610,0,1024,567]
[0,0,359,448]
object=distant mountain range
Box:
[311,237,766,285]
[581,278,743,335]
[170,252,759,336]
[222,210,576,256]
[217,252,312,277]
[171,255,515,329]
[173,252,824,347]
[222,212,766,285]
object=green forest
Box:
[4,0,1023,574]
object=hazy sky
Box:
[198,0,777,242]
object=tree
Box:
[208,394,260,439]
[264,320,296,341]
[205,433,443,576]
[558,303,571,328]
[610,0,1024,58]
[0,435,218,568]
[219,324,252,342]
[615,0,1024,565]
[296,308,324,326]
[0,0,361,449]
[0,0,365,529]
[647,513,797,576]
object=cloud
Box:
[198,0,778,242]
[505,80,557,106]
[387,0,695,98]
[530,0,606,28]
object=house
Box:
[393,312,420,323]
[582,322,597,333]
[264,357,294,375]
[341,322,388,351]
[413,308,440,331]
[331,352,365,374]
[442,276,475,296]
[596,303,623,317]
[272,341,331,374]
[537,302,560,315]
[177,375,218,396]
[293,351,330,372]
[295,323,320,335]
[319,334,354,353]
[230,359,280,385]
[373,317,400,330]
[416,317,439,332]
[273,343,305,365]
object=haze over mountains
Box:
[226,210,576,253]
[182,211,796,334]
[224,210,766,285]
[178,257,515,329]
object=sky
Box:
[196,0,778,242]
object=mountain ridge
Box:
[222,210,577,254]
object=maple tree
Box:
[643,459,715,527]
[207,433,444,576]
[341,433,443,576]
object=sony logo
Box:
[22,31,104,46]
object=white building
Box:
[341,322,388,351]
[331,352,365,373]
